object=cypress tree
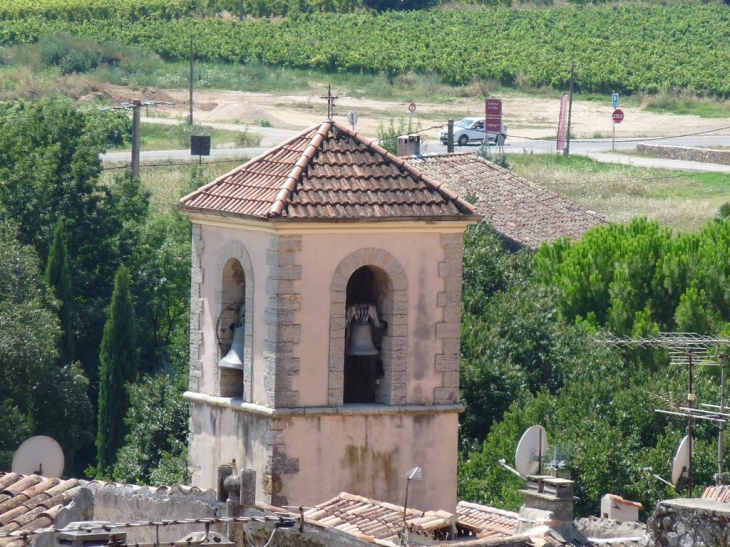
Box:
[45,217,74,365]
[97,265,137,473]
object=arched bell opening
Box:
[218,257,246,398]
[344,266,390,404]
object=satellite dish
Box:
[671,435,691,488]
[515,425,547,476]
[12,436,65,478]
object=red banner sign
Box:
[485,99,502,133]
[557,93,569,152]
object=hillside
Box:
[1,3,730,96]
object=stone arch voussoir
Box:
[215,240,255,401]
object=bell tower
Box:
[178,121,479,512]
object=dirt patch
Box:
[76,84,177,107]
[104,84,730,142]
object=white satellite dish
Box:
[12,436,65,478]
[515,425,547,476]
[671,435,691,488]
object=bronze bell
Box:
[219,325,245,370]
[346,321,379,356]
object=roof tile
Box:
[405,152,606,249]
[304,493,521,545]
[180,122,476,221]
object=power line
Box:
[101,158,248,171]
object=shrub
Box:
[39,34,102,74]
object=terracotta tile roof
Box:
[303,493,522,545]
[702,484,730,502]
[456,501,518,538]
[0,473,85,547]
[404,153,607,249]
[179,122,477,222]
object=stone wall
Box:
[435,233,464,404]
[637,144,730,165]
[647,498,730,547]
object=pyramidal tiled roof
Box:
[179,121,477,221]
[405,152,608,249]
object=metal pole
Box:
[131,99,141,177]
[565,62,575,156]
[719,355,727,485]
[447,119,454,153]
[189,34,194,126]
[688,352,694,498]
[239,0,244,20]
[612,122,615,152]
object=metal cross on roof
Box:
[320,85,338,120]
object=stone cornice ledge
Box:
[184,392,464,417]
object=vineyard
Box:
[1,3,730,95]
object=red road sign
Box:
[612,109,624,124]
[408,103,416,113]
[486,99,502,133]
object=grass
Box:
[639,88,730,118]
[508,152,730,232]
[109,122,260,151]
[102,159,248,211]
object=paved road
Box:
[102,118,730,173]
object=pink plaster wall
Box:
[293,230,452,406]
[188,400,272,500]
[198,224,273,403]
[278,410,459,512]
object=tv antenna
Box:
[12,436,65,478]
[596,332,730,495]
[401,467,422,545]
[544,444,571,478]
[500,425,547,479]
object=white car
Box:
[439,117,508,147]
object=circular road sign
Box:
[612,109,625,124]
[408,102,417,113]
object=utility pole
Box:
[718,354,727,485]
[189,34,194,126]
[239,0,244,20]
[688,352,694,498]
[131,99,141,177]
[447,119,454,153]
[565,62,575,156]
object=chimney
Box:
[515,476,578,534]
[218,464,257,546]
[396,134,420,157]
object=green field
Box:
[2,4,730,96]
[509,154,730,232]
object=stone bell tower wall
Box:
[290,226,464,408]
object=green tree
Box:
[0,98,146,388]
[131,209,191,375]
[45,217,74,365]
[113,372,188,485]
[97,265,138,474]
[0,222,60,468]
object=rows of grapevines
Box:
[0,0,203,22]
[2,5,730,95]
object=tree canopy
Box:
[458,218,730,517]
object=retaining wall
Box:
[637,144,730,165]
